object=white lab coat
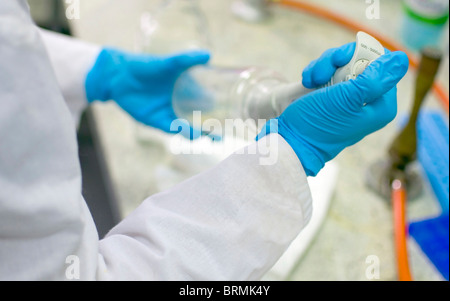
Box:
[0,0,312,281]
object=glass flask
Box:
[135,0,213,144]
[172,65,309,138]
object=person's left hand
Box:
[85,48,211,139]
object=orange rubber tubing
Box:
[276,0,449,114]
[392,180,413,281]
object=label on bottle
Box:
[404,0,449,25]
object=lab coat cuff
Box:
[257,133,313,228]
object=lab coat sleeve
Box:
[39,29,101,127]
[97,134,313,281]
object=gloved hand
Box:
[85,48,211,139]
[257,45,409,177]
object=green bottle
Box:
[401,0,449,51]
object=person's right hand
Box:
[257,49,409,177]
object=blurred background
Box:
[27,0,449,281]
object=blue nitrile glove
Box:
[85,48,211,139]
[257,49,409,177]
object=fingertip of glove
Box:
[332,42,356,66]
[302,76,314,89]
[301,64,315,89]
[183,49,211,62]
[355,51,410,98]
[375,51,410,77]
[392,51,410,76]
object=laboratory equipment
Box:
[408,110,449,281]
[257,51,408,177]
[172,31,385,134]
[414,111,449,213]
[172,65,291,129]
[276,0,449,114]
[231,0,271,22]
[322,31,385,87]
[365,47,442,282]
[409,213,449,281]
[401,0,449,52]
[366,47,443,200]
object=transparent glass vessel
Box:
[172,65,309,135]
